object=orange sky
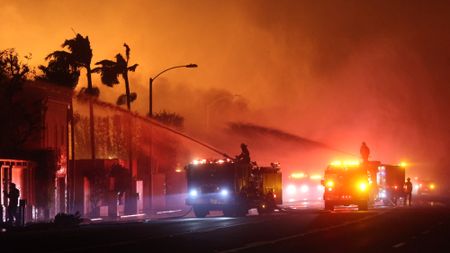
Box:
[1,0,450,181]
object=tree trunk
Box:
[124,73,131,111]
[86,66,96,160]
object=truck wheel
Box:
[193,206,209,218]
[324,201,334,211]
[359,201,368,211]
[236,206,248,217]
[257,205,267,215]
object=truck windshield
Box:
[325,168,367,183]
[187,164,235,186]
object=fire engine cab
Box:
[322,161,371,211]
[185,159,282,217]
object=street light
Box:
[149,64,197,117]
[147,63,197,213]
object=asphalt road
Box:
[1,200,449,253]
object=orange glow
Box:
[399,161,408,167]
[429,184,435,190]
[2,1,449,188]
[326,180,334,188]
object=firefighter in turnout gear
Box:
[360,142,370,163]
[404,177,413,206]
[236,143,251,164]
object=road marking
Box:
[218,211,388,253]
[392,242,406,248]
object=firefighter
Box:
[360,142,370,162]
[404,177,413,206]
[235,143,251,189]
[236,143,251,164]
[7,183,20,224]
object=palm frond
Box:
[124,43,130,61]
[116,94,127,105]
[129,92,137,102]
[62,33,93,67]
[94,59,117,67]
[94,59,120,86]
[115,54,127,69]
[45,51,71,61]
[128,64,138,72]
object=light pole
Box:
[147,63,197,213]
[149,64,197,117]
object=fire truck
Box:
[185,159,282,217]
[376,164,406,205]
[322,160,407,210]
[416,178,436,196]
[284,172,324,203]
[322,161,373,211]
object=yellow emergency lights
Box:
[358,182,368,191]
[330,160,360,167]
[291,172,306,179]
[326,180,334,188]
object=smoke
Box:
[1,0,450,186]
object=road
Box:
[1,200,449,253]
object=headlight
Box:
[300,185,309,193]
[286,184,296,195]
[189,189,198,197]
[358,182,367,191]
[220,189,229,197]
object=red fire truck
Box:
[185,159,282,217]
[322,161,372,211]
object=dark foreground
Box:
[1,200,449,253]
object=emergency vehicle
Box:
[284,172,323,203]
[322,161,372,211]
[376,164,406,205]
[322,160,409,210]
[416,178,436,196]
[185,159,282,217]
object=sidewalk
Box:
[86,207,193,224]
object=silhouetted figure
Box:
[404,178,413,206]
[236,143,251,164]
[360,142,370,162]
[7,183,20,224]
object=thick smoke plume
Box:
[1,0,449,188]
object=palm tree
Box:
[93,44,138,213]
[46,33,97,161]
[93,43,138,111]
[38,51,80,88]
